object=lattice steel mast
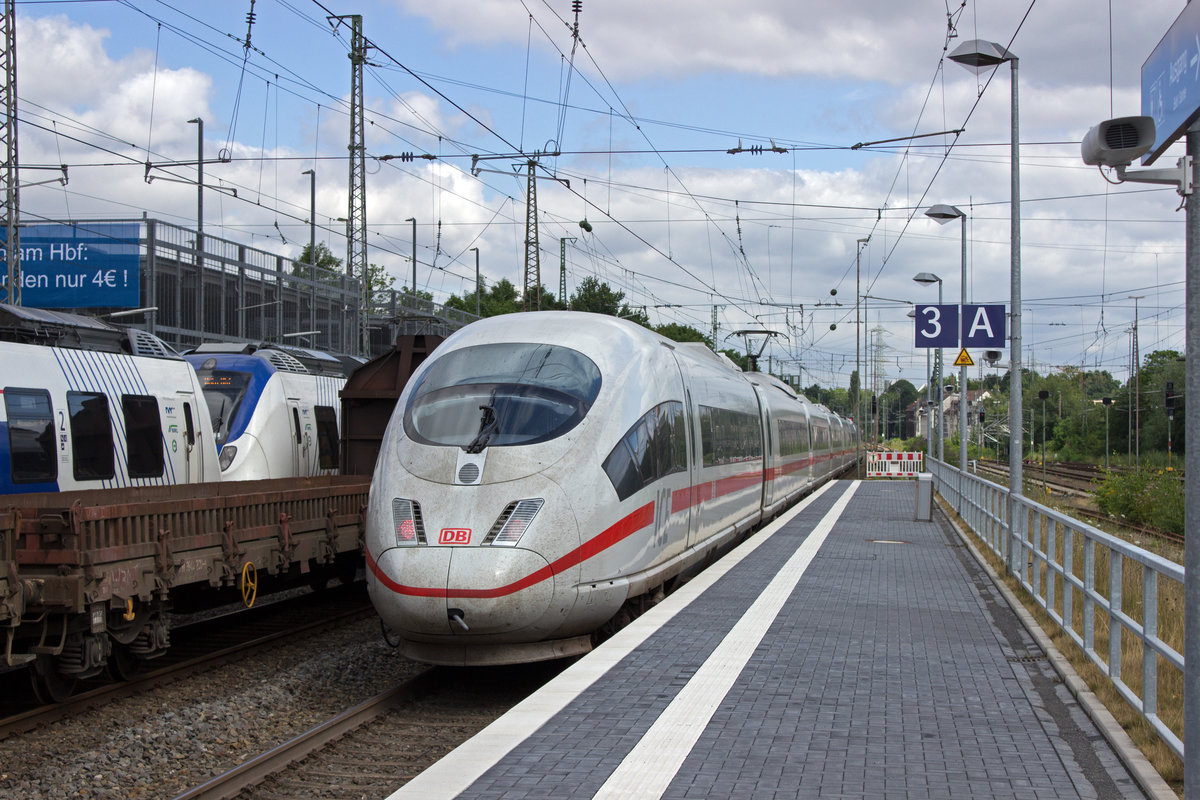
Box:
[2,0,18,306]
[332,14,368,355]
[523,160,540,310]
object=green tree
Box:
[295,242,343,273]
[570,276,625,316]
[654,323,710,346]
[291,243,397,313]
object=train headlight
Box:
[392,498,427,546]
[218,445,237,471]
[483,499,544,546]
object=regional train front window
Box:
[405,343,602,449]
[194,369,251,446]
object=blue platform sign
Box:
[914,304,958,349]
[1141,0,1200,165]
[962,304,1006,348]
[0,222,141,308]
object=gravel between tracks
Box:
[0,616,428,800]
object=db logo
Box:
[438,528,472,545]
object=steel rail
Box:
[169,669,442,800]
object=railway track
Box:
[0,584,374,739]
[173,662,567,800]
[971,459,1183,548]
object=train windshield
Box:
[194,369,251,447]
[405,343,602,450]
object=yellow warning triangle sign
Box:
[953,348,974,367]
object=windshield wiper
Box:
[464,392,499,454]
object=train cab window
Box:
[314,405,339,469]
[4,388,56,483]
[67,391,115,480]
[193,368,251,446]
[405,343,602,449]
[602,401,686,501]
[122,395,164,478]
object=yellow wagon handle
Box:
[240,561,258,608]
[122,597,136,622]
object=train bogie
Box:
[366,312,857,666]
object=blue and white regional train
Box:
[184,344,354,482]
[0,304,220,494]
[365,312,856,666]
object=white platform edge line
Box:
[386,480,848,800]
[592,481,860,799]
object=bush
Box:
[1095,469,1185,536]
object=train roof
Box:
[188,341,359,377]
[0,303,183,359]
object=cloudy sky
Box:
[10,0,1190,390]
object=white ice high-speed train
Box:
[184,344,356,482]
[0,304,220,494]
[364,312,856,666]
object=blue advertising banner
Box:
[0,222,141,308]
[914,304,958,349]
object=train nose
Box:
[368,545,557,636]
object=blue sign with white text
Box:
[0,222,141,308]
[1141,0,1200,165]
[914,304,958,349]
[961,304,1006,348]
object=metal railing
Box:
[929,459,1185,758]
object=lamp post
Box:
[949,38,1023,522]
[302,169,316,337]
[1039,389,1049,491]
[925,204,968,473]
[301,169,316,263]
[187,117,204,335]
[1102,397,1112,472]
[855,237,869,476]
[470,247,480,316]
[406,217,417,296]
[913,272,944,463]
[1129,294,1144,469]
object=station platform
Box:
[389,479,1166,799]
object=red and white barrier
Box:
[866,451,924,478]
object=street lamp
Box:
[187,117,204,337]
[949,37,1023,520]
[469,247,480,316]
[1102,397,1113,472]
[926,203,968,473]
[1038,389,1049,491]
[301,170,316,264]
[405,217,417,295]
[913,272,944,463]
[855,237,869,476]
[302,169,317,337]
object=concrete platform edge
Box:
[935,494,1177,800]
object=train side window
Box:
[67,391,114,480]
[698,405,761,466]
[602,440,641,501]
[314,405,339,469]
[4,388,56,483]
[292,407,302,444]
[602,401,686,501]
[122,395,164,478]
